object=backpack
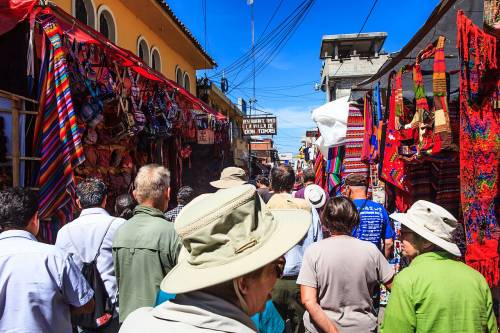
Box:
[68,219,115,329]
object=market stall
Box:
[0,2,230,243]
[313,0,499,288]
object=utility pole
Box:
[247,0,256,178]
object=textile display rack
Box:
[0,3,230,244]
[312,0,499,288]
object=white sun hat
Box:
[390,200,461,257]
[304,184,327,209]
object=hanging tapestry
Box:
[457,10,499,287]
[325,146,344,195]
[342,103,369,182]
[37,16,85,220]
[314,151,325,190]
[381,70,409,191]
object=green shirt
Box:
[112,205,181,322]
[381,251,497,333]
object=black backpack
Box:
[68,220,115,329]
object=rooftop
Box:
[320,32,387,59]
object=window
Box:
[183,72,191,92]
[73,0,95,28]
[97,6,116,43]
[151,47,161,72]
[176,66,183,85]
[137,37,149,65]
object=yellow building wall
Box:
[52,0,197,95]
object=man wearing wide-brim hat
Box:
[380,200,497,333]
[119,184,311,332]
[210,166,248,189]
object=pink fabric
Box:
[0,0,36,35]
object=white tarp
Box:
[313,136,330,161]
[311,96,349,147]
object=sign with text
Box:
[242,117,277,136]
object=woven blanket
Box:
[457,10,499,287]
[343,103,369,181]
[37,16,84,220]
[326,146,344,194]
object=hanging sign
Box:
[242,117,277,136]
[197,129,215,144]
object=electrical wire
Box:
[332,0,379,77]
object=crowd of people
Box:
[0,163,497,333]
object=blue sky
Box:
[168,0,440,154]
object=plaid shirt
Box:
[164,205,184,222]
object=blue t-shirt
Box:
[351,199,395,249]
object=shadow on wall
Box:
[181,144,230,196]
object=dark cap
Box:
[344,173,368,187]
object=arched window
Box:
[73,0,95,28]
[151,47,161,72]
[137,37,149,65]
[183,72,191,92]
[97,6,116,43]
[175,66,183,86]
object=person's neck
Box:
[349,192,367,200]
[140,200,164,211]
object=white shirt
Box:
[0,230,93,333]
[56,207,125,303]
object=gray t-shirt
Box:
[297,236,394,333]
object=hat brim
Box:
[390,212,461,257]
[161,209,311,294]
[210,179,247,189]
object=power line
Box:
[332,0,379,77]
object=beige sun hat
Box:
[161,184,311,294]
[390,200,461,257]
[304,184,326,209]
[210,167,247,189]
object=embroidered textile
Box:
[342,103,369,184]
[314,151,325,190]
[381,71,409,191]
[457,10,499,287]
[37,17,84,220]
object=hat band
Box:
[309,196,323,206]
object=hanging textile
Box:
[361,92,373,163]
[457,10,499,287]
[325,146,344,195]
[381,71,409,191]
[342,103,369,181]
[37,16,85,220]
[314,151,325,190]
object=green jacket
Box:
[113,205,181,322]
[381,251,497,333]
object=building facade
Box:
[320,32,389,101]
[52,0,216,95]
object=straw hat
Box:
[390,200,461,256]
[210,167,247,189]
[304,184,326,209]
[161,184,311,293]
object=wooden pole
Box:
[11,100,20,187]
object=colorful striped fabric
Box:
[314,151,325,190]
[38,16,85,220]
[342,103,368,182]
[326,146,344,194]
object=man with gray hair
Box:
[112,164,181,322]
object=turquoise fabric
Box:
[155,291,284,333]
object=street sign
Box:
[242,117,277,136]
